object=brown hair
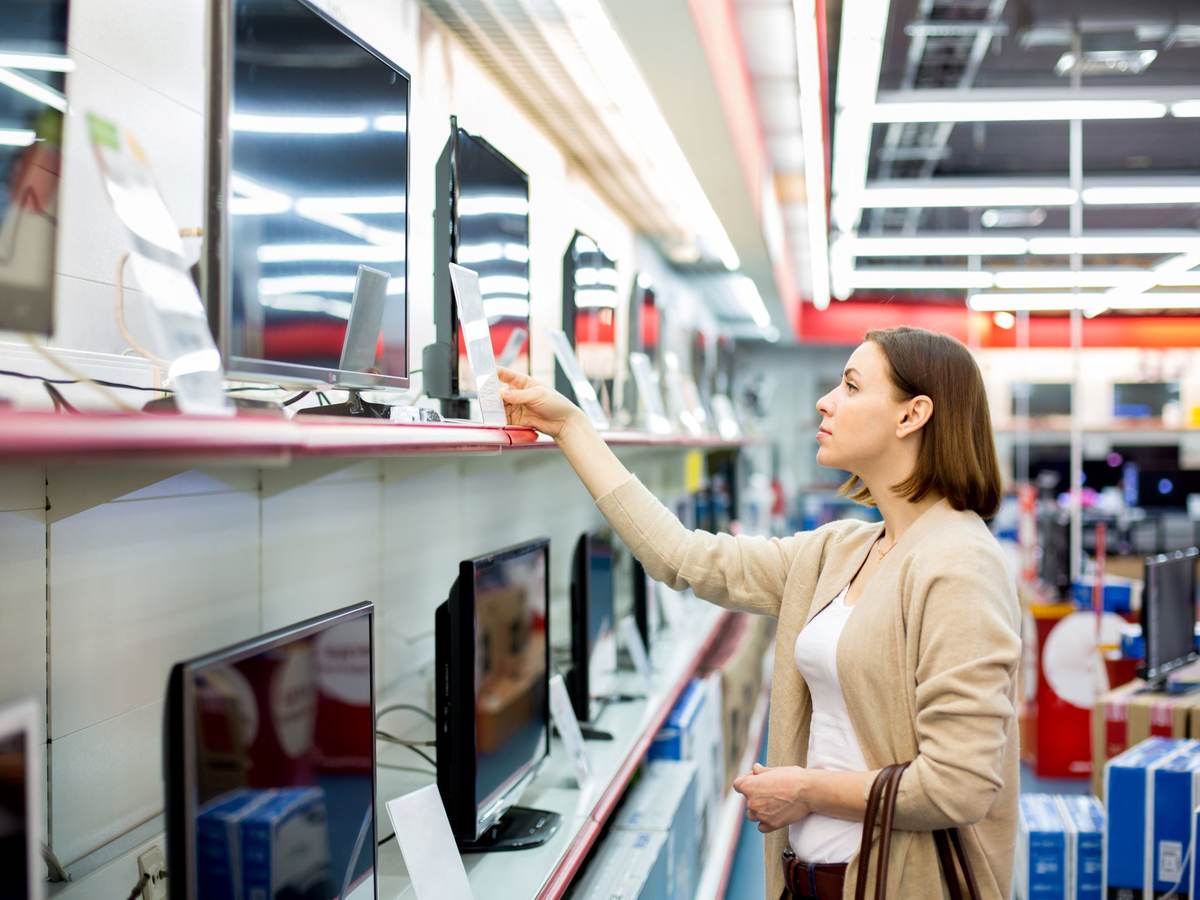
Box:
[840,326,1002,518]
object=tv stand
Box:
[296,390,390,419]
[579,723,614,741]
[458,806,561,853]
[439,397,472,420]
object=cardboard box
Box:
[240,786,333,900]
[1056,795,1104,900]
[1151,742,1200,896]
[573,829,669,900]
[1016,794,1067,900]
[1104,737,1198,899]
[197,788,276,899]
[1090,682,1200,797]
[615,761,699,900]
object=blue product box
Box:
[573,829,669,900]
[1071,577,1136,614]
[1057,795,1105,900]
[196,788,277,900]
[1017,794,1067,900]
[616,761,699,900]
[1191,805,1200,899]
[649,678,706,762]
[1104,737,1197,899]
[1151,741,1200,896]
[240,786,333,900]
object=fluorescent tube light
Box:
[993,269,1148,289]
[733,275,772,328]
[0,53,74,72]
[849,269,994,289]
[846,235,1028,256]
[1082,186,1200,205]
[969,292,1200,312]
[0,129,36,147]
[860,185,1077,208]
[871,99,1166,123]
[231,113,368,134]
[794,0,835,309]
[992,311,1016,329]
[0,67,67,112]
[257,243,405,264]
[294,195,406,215]
[1028,235,1200,255]
[1171,101,1200,117]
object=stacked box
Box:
[572,829,669,900]
[1150,741,1200,896]
[615,761,699,900]
[196,788,276,900]
[1104,737,1198,899]
[1016,794,1067,900]
[1056,795,1104,900]
[648,676,723,850]
[240,787,333,900]
[1090,683,1200,797]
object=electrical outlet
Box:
[137,845,168,900]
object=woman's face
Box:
[814,341,905,473]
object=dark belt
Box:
[781,848,848,900]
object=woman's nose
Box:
[816,393,833,416]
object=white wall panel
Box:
[50,701,163,865]
[48,488,260,740]
[261,461,383,630]
[0,509,47,709]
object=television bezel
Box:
[436,537,551,842]
[1139,547,1200,685]
[0,698,43,900]
[430,118,531,402]
[568,531,616,724]
[164,601,377,900]
[558,230,618,400]
[203,0,411,390]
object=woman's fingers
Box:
[500,386,540,406]
[496,366,531,388]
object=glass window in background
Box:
[0,0,70,335]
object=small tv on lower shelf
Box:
[0,699,43,900]
[1140,547,1200,690]
[567,530,619,736]
[435,538,559,852]
[164,602,376,900]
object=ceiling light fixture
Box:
[1082,185,1200,205]
[848,269,995,290]
[845,235,1029,257]
[0,52,74,72]
[860,184,1078,209]
[992,311,1017,329]
[871,98,1166,124]
[0,129,36,147]
[0,67,67,112]
[1172,101,1200,117]
[992,269,1149,289]
[970,292,1200,312]
[793,0,835,309]
[1028,234,1200,255]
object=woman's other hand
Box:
[733,763,812,833]
[497,366,582,438]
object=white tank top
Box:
[788,584,869,863]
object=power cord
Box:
[124,873,149,900]
[24,335,137,412]
[376,732,436,769]
[377,703,435,722]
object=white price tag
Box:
[385,785,474,900]
[548,329,609,429]
[549,672,592,789]
[619,616,654,691]
[629,352,672,435]
[449,263,507,426]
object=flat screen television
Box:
[429,118,531,413]
[204,0,410,391]
[0,699,43,900]
[1011,382,1072,418]
[1038,511,1071,599]
[559,231,618,401]
[631,556,658,653]
[567,531,618,728]
[1141,548,1199,688]
[435,538,558,852]
[0,0,70,335]
[165,602,376,900]
[1114,382,1180,420]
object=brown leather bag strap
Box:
[933,831,966,900]
[853,765,897,900]
[871,763,910,900]
[934,827,984,900]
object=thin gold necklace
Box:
[874,532,896,560]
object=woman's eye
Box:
[845,382,857,392]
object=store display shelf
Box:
[374,605,733,900]
[0,409,749,462]
[694,679,772,900]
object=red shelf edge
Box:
[535,609,735,900]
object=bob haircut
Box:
[840,325,1003,518]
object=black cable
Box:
[124,873,149,900]
[377,703,435,723]
[0,368,170,394]
[379,832,397,848]
[42,382,78,414]
[376,729,436,748]
[282,390,309,407]
[375,737,436,769]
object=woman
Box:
[498,325,1021,900]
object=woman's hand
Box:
[733,763,812,833]
[497,366,582,439]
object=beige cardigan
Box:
[596,477,1021,900]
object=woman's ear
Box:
[896,395,933,438]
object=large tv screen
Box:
[0,0,70,336]
[166,603,376,900]
[206,0,410,389]
[1114,382,1179,420]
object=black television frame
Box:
[435,537,557,851]
[203,0,411,391]
[1140,547,1200,688]
[427,117,531,412]
[558,230,618,403]
[164,600,376,900]
[567,531,618,730]
[0,698,43,900]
